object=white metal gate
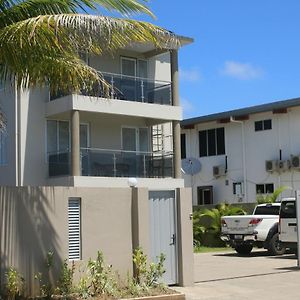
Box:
[149,190,178,285]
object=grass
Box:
[194,246,232,253]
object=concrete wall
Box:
[0,186,193,295]
[0,186,133,295]
[183,107,300,205]
[0,85,17,186]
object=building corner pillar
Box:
[171,49,181,178]
[71,110,80,176]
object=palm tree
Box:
[0,0,178,128]
[256,186,289,204]
[193,203,246,246]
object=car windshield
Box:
[254,205,280,215]
[280,201,296,218]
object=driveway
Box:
[175,249,300,300]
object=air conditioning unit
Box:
[265,160,277,173]
[277,160,291,172]
[213,165,227,178]
[291,155,300,169]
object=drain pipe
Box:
[230,117,247,202]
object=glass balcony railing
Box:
[50,72,172,105]
[48,148,173,178]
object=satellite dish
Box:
[181,158,201,175]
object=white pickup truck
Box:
[279,198,297,250]
[221,203,285,255]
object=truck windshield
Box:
[254,205,280,215]
[280,201,296,218]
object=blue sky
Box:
[131,0,300,119]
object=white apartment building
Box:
[181,97,300,206]
[0,33,194,291]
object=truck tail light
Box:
[221,219,227,227]
[249,218,263,225]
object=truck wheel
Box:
[268,233,286,256]
[235,244,253,255]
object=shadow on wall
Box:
[0,186,61,295]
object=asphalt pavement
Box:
[175,249,300,300]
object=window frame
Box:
[197,186,213,205]
[199,127,225,157]
[256,183,274,194]
[121,126,150,153]
[181,133,186,159]
[254,119,272,132]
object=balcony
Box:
[48,148,173,178]
[50,72,172,106]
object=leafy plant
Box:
[77,277,90,299]
[34,251,54,297]
[193,203,246,246]
[256,186,289,204]
[132,248,166,288]
[55,260,75,296]
[5,267,24,300]
[87,251,118,297]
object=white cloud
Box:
[181,97,195,117]
[180,68,201,82]
[221,61,264,80]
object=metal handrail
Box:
[100,71,171,85]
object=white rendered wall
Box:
[183,107,300,205]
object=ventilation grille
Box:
[68,198,81,261]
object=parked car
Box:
[279,198,297,251]
[221,203,285,255]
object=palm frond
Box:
[0,0,154,28]
[0,14,179,91]
[92,0,154,18]
[0,0,104,28]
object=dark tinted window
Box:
[264,119,272,130]
[254,205,280,215]
[255,121,263,131]
[199,128,225,157]
[265,183,274,193]
[280,201,296,218]
[256,184,265,194]
[181,134,186,159]
[207,129,216,156]
[216,128,225,155]
[255,119,272,131]
[199,130,207,157]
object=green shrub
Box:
[55,260,75,296]
[5,267,24,300]
[132,248,165,287]
[256,186,289,204]
[87,251,118,297]
[193,203,246,246]
[34,251,54,297]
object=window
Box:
[199,128,225,157]
[255,119,272,131]
[254,204,280,215]
[197,186,213,205]
[121,57,148,78]
[0,129,7,165]
[181,134,186,159]
[121,127,149,152]
[68,198,81,261]
[233,182,243,195]
[256,183,274,194]
[47,120,89,154]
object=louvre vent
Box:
[68,198,81,261]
